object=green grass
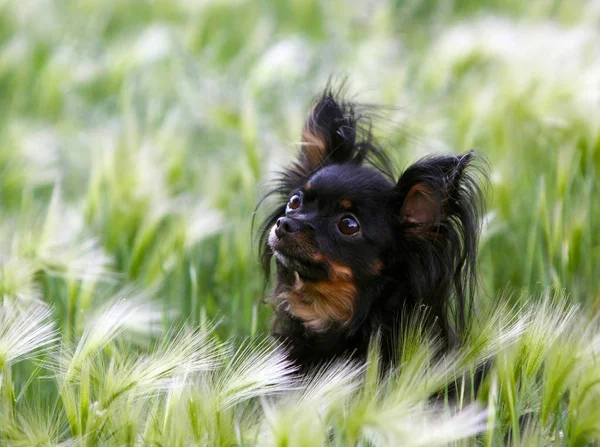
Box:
[1,0,599,444]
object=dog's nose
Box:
[275,217,299,238]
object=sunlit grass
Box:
[0,0,599,444]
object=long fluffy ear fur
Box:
[256,87,394,278]
[394,152,488,344]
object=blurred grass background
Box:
[1,0,600,444]
[2,0,598,338]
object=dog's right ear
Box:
[299,94,358,170]
[279,92,361,192]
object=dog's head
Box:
[258,89,486,336]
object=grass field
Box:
[1,0,599,445]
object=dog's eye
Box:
[287,194,302,210]
[338,216,360,235]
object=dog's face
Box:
[259,90,484,334]
[268,163,395,286]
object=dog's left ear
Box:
[394,151,487,339]
[395,152,483,234]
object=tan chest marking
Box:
[281,263,356,332]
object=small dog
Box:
[258,88,487,372]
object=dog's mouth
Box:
[268,226,328,280]
[272,250,327,280]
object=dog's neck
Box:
[273,265,357,333]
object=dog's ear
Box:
[298,94,358,172]
[394,151,487,339]
[277,89,394,194]
[279,93,362,192]
[396,152,483,234]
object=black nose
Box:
[275,217,299,238]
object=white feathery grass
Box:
[126,143,171,212]
[61,290,163,380]
[258,360,364,446]
[0,256,41,303]
[409,404,489,446]
[131,25,173,66]
[217,340,297,409]
[0,300,58,366]
[250,38,313,86]
[2,397,66,446]
[539,317,591,426]
[0,0,599,444]
[99,325,221,406]
[362,403,488,447]
[393,351,468,406]
[175,197,224,249]
[468,299,530,362]
[428,18,598,88]
[389,309,469,403]
[20,127,61,185]
[518,293,580,378]
[0,121,60,190]
[160,369,189,433]
[90,143,223,253]
[297,359,365,407]
[3,185,115,284]
[35,186,115,283]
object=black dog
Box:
[259,88,487,372]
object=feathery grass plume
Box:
[466,294,529,362]
[343,320,491,446]
[100,396,151,446]
[35,186,115,283]
[58,317,219,440]
[482,290,589,444]
[538,312,600,444]
[518,290,580,380]
[85,138,223,286]
[538,321,588,431]
[0,396,66,446]
[154,370,190,444]
[152,194,224,248]
[259,360,364,446]
[0,187,114,293]
[390,308,455,401]
[216,339,297,409]
[536,296,600,431]
[98,324,221,406]
[0,301,58,434]
[151,339,296,445]
[383,306,484,406]
[0,300,58,367]
[59,289,163,381]
[297,360,365,408]
[0,123,60,210]
[361,403,487,447]
[0,256,41,304]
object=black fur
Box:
[256,88,488,372]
